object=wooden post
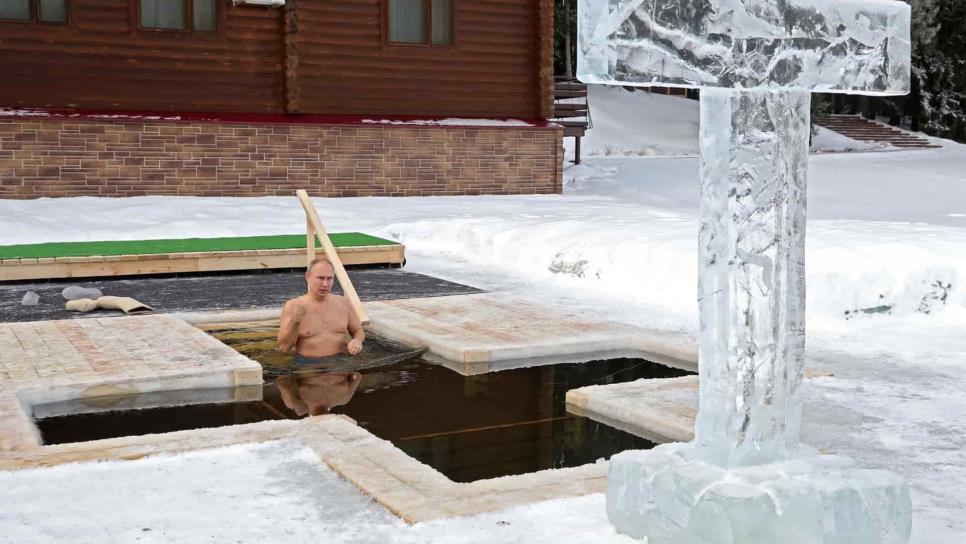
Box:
[283,0,300,113]
[296,190,369,325]
[306,217,315,263]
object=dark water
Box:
[36,327,691,482]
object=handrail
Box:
[296,190,370,325]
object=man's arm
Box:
[277,299,307,353]
[346,301,365,356]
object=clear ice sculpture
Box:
[578,0,911,95]
[578,1,914,542]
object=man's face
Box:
[305,262,335,298]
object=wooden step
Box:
[554,120,590,128]
[552,110,589,119]
[815,116,936,149]
[554,82,587,90]
[554,90,588,99]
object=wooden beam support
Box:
[306,217,316,263]
[283,0,300,113]
[296,190,369,325]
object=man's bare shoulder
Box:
[327,294,349,306]
[282,295,308,310]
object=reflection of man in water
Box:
[276,371,362,417]
[277,257,365,358]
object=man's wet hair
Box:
[306,256,334,273]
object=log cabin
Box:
[0,0,560,198]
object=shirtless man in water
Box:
[277,257,364,358]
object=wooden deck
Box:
[553,77,590,164]
[0,244,405,282]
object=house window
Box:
[0,0,68,23]
[140,0,216,32]
[388,0,452,45]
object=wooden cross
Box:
[578,0,910,467]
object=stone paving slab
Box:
[365,293,698,375]
[566,369,836,445]
[0,315,262,451]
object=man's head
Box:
[305,257,335,299]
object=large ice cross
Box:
[579,0,911,467]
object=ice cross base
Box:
[577,0,914,541]
[606,444,912,544]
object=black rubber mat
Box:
[0,269,483,323]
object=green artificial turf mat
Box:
[0,233,399,260]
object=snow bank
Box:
[811,125,891,153]
[0,439,632,544]
[562,86,700,160]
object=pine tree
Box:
[916,0,966,140]
[817,0,965,143]
[553,0,577,77]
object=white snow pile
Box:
[562,86,700,160]
[0,440,632,544]
[811,125,891,153]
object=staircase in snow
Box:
[814,115,940,149]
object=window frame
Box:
[382,0,455,49]
[134,0,221,35]
[0,0,70,25]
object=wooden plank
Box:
[554,90,587,99]
[339,248,404,266]
[554,103,588,111]
[0,246,404,281]
[296,189,369,325]
[552,110,588,119]
[306,217,316,264]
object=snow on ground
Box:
[0,440,633,544]
[810,125,891,153]
[562,86,700,159]
[562,85,899,160]
[1,88,965,542]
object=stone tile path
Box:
[0,315,261,451]
[566,369,835,445]
[365,293,697,374]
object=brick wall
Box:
[0,117,563,198]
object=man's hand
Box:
[347,338,363,356]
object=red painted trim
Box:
[0,108,557,129]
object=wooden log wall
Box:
[0,0,285,113]
[293,0,544,118]
[0,0,553,119]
